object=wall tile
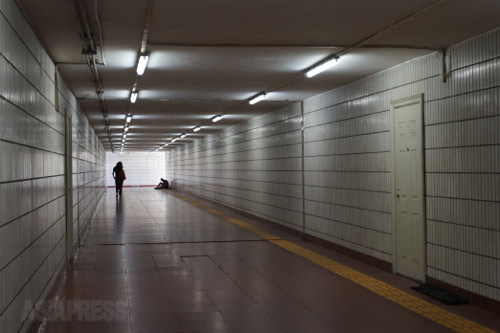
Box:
[167,28,500,301]
[0,2,105,331]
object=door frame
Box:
[65,111,74,262]
[390,94,426,282]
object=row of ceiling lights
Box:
[121,53,340,153]
[153,115,222,152]
[120,114,133,152]
[121,54,149,153]
[128,54,148,104]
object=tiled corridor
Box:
[35,189,500,332]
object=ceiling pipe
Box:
[73,0,114,151]
[73,0,95,56]
[148,42,438,51]
[159,0,448,154]
[143,0,447,153]
[93,0,107,65]
[254,0,450,97]
[337,0,449,57]
[149,42,340,48]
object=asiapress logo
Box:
[22,300,128,322]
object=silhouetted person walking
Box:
[112,162,126,198]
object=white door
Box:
[391,94,426,282]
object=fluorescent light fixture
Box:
[249,93,267,105]
[193,126,201,132]
[172,138,179,142]
[130,91,138,103]
[126,115,132,123]
[305,56,339,78]
[124,126,129,132]
[212,115,223,123]
[180,133,187,138]
[136,55,149,75]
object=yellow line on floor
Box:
[169,192,494,333]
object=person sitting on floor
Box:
[154,178,169,189]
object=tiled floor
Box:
[34,189,500,332]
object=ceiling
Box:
[17,0,500,152]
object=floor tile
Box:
[32,189,500,333]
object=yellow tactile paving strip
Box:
[170,192,495,333]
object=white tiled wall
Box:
[0,0,105,331]
[165,150,176,186]
[305,28,500,300]
[167,28,500,301]
[106,152,166,187]
[58,77,106,244]
[170,104,304,230]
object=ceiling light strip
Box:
[211,115,223,123]
[130,91,138,103]
[249,93,267,105]
[137,54,149,75]
[305,56,339,78]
